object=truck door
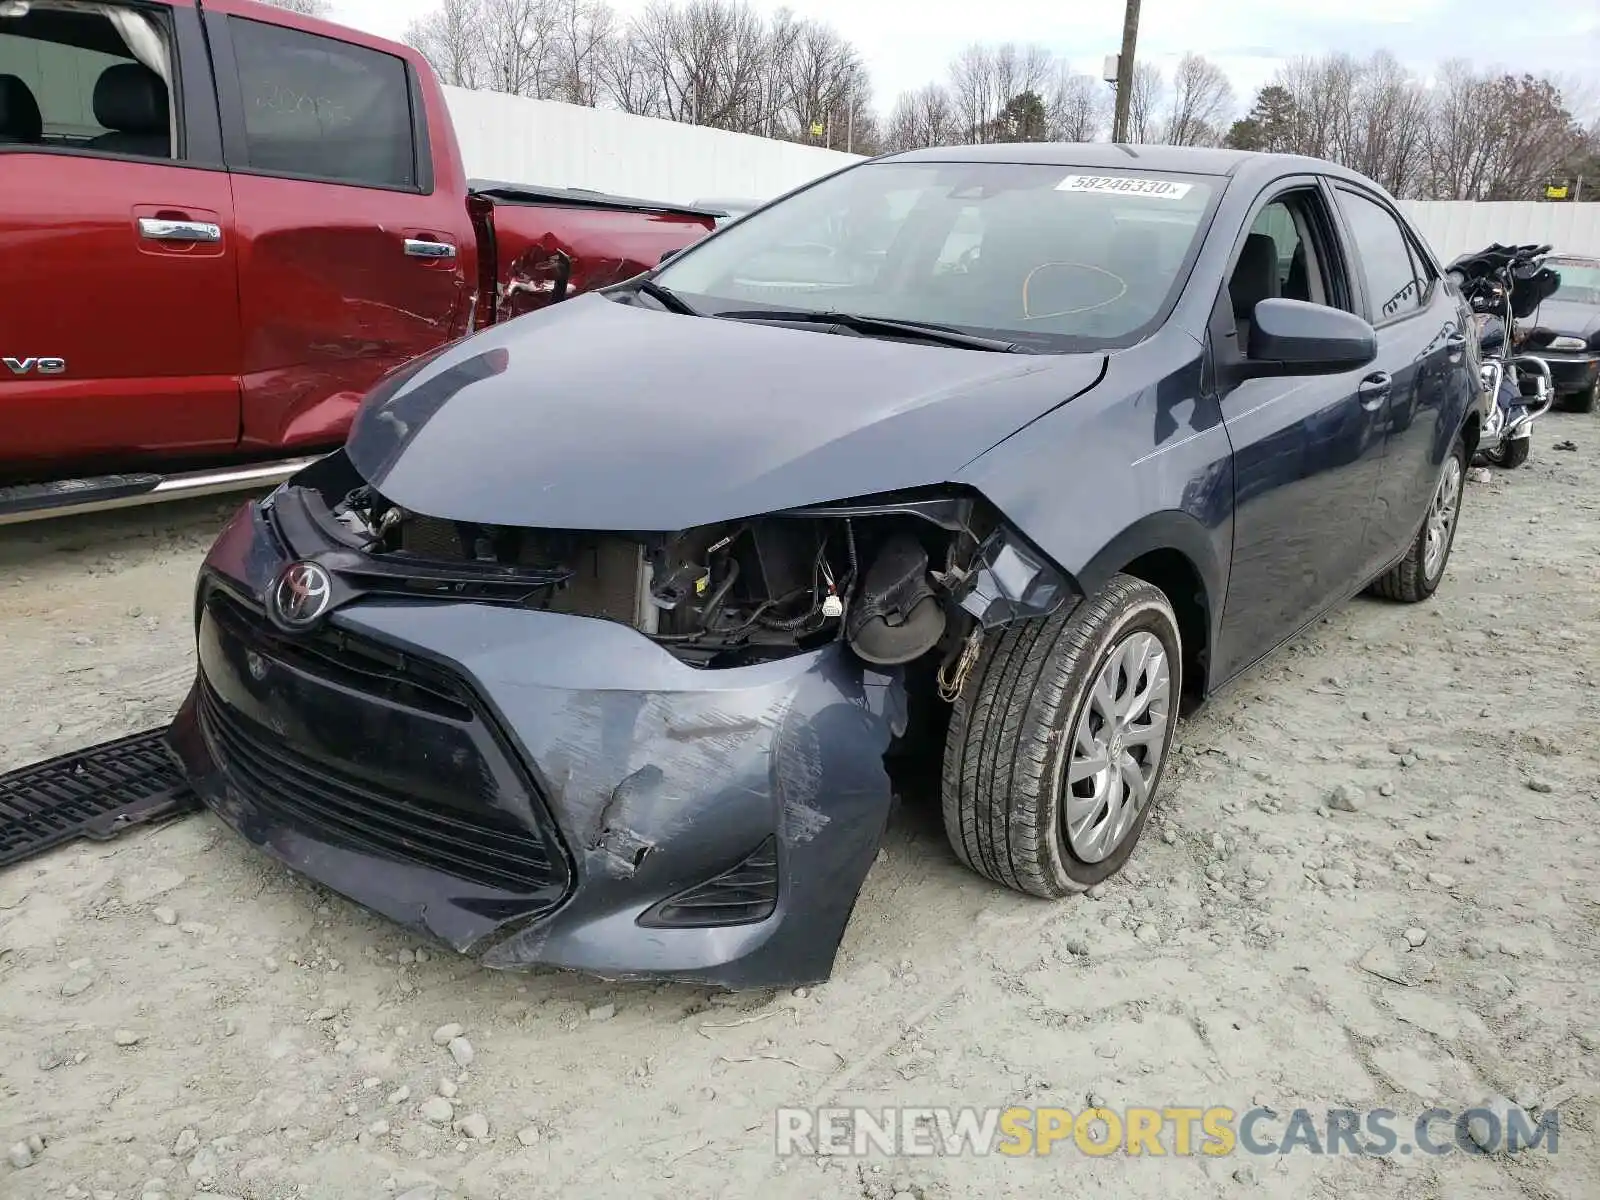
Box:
[0,0,239,476]
[199,3,475,454]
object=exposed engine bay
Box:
[273,451,1070,674]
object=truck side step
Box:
[0,473,163,519]
[0,730,199,869]
[0,457,323,527]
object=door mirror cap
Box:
[1246,298,1378,374]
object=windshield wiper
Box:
[633,278,699,315]
[715,308,1019,352]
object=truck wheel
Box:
[940,574,1181,898]
[1484,436,1529,469]
[1369,432,1466,604]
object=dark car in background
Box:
[1525,254,1600,412]
[170,145,1482,989]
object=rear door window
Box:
[227,16,416,189]
[1335,188,1427,323]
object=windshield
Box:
[653,160,1220,352]
[1550,260,1600,306]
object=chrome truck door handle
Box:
[404,238,456,259]
[138,218,222,243]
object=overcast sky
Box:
[327,0,1600,115]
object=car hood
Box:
[345,294,1106,530]
[1534,299,1600,340]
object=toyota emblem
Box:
[270,560,333,631]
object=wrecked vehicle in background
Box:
[170,145,1481,988]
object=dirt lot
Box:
[2,413,1598,1200]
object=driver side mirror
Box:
[1245,298,1377,375]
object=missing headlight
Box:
[270,475,1073,672]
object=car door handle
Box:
[138,218,222,243]
[1358,372,1392,410]
[404,238,456,259]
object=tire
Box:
[1483,435,1530,469]
[1368,432,1467,603]
[940,574,1182,899]
[1569,380,1598,414]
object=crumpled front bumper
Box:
[169,500,905,988]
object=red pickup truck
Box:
[0,0,718,524]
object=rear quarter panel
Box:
[485,203,715,322]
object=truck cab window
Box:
[0,5,174,159]
[228,17,417,190]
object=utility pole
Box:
[1111,0,1141,144]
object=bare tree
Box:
[775,17,868,147]
[1127,61,1163,143]
[548,0,615,106]
[1472,73,1584,199]
[596,20,664,115]
[406,0,485,90]
[1344,51,1428,195]
[623,1,768,130]
[256,0,331,15]
[1162,53,1234,146]
[883,83,957,152]
[946,42,1051,142]
[1426,60,1502,200]
[1047,64,1108,142]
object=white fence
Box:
[1402,201,1600,262]
[443,91,1600,258]
[443,87,864,206]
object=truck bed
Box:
[469,182,718,325]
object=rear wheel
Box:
[940,574,1181,898]
[1369,431,1467,603]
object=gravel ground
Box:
[2,413,1598,1200]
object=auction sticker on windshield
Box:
[1056,175,1194,200]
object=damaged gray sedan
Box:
[171,145,1478,987]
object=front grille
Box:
[639,837,779,928]
[199,684,563,896]
[392,517,648,626]
[400,514,467,559]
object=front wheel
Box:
[1369,431,1467,603]
[1483,435,1530,469]
[1568,379,1598,414]
[940,574,1182,898]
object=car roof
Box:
[876,142,1370,187]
